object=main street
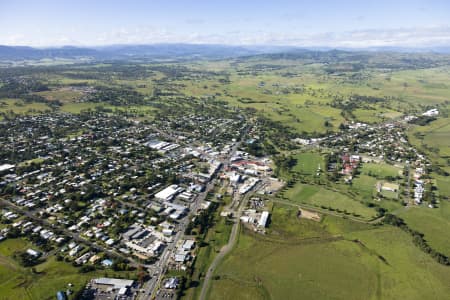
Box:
[140,127,249,300]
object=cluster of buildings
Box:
[81,277,137,300]
[413,166,426,205]
[0,111,247,291]
[170,239,195,269]
[240,209,270,232]
[322,120,421,164]
[314,116,435,205]
[341,154,360,176]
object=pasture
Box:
[284,183,377,219]
[208,204,450,299]
[397,201,450,257]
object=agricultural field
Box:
[208,205,450,300]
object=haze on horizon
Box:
[1,0,450,48]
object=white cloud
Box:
[1,25,450,48]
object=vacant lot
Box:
[284,183,377,219]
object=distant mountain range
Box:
[0,44,296,61]
[1,44,450,61]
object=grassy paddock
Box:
[284,183,377,219]
[208,206,450,300]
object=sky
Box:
[1,0,450,48]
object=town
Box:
[0,110,282,299]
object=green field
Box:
[0,99,51,118]
[397,201,450,257]
[360,163,402,179]
[291,152,325,176]
[350,174,378,201]
[408,117,450,162]
[284,183,377,219]
[208,205,450,300]
[36,90,82,103]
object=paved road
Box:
[140,126,249,300]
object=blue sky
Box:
[1,0,450,47]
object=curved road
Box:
[271,198,385,224]
[198,194,386,300]
[199,193,249,300]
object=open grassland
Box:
[383,67,450,105]
[434,173,450,198]
[35,89,82,102]
[0,99,51,118]
[284,183,377,219]
[209,234,378,300]
[208,204,450,300]
[396,201,450,257]
[360,162,403,179]
[0,238,136,300]
[267,204,331,240]
[60,102,110,113]
[180,62,450,135]
[353,107,403,124]
[408,117,450,158]
[291,152,324,176]
[350,174,378,201]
